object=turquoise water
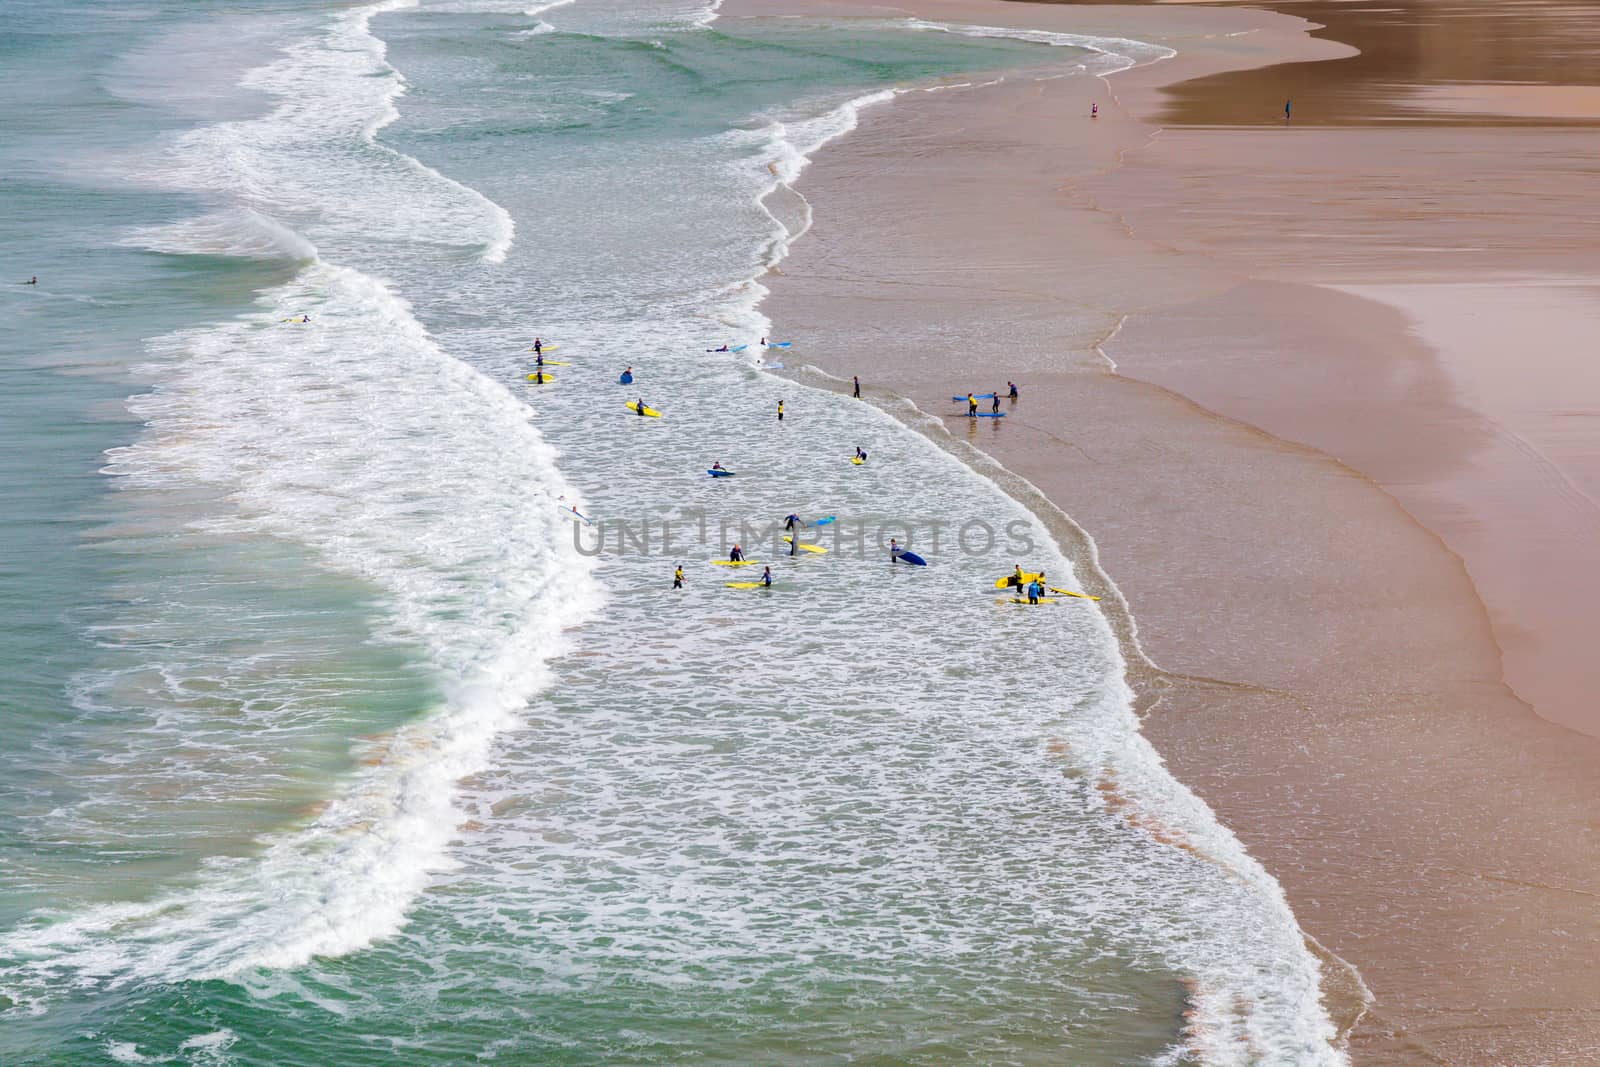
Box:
[0,2,1342,1063]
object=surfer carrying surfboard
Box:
[967,394,977,418]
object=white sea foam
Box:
[122,208,317,262]
[129,0,514,264]
[0,0,595,994]
[897,17,1177,73]
[1,262,601,988]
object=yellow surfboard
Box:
[712,559,760,567]
[727,581,774,589]
[525,373,556,383]
[626,401,662,417]
[1048,587,1101,601]
[529,360,571,367]
[1008,597,1060,605]
[851,456,864,465]
[782,537,828,554]
[526,344,559,353]
[994,572,1043,589]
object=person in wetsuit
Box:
[729,544,744,562]
[761,566,773,587]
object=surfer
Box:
[712,461,725,472]
[1091,102,1098,119]
[854,446,867,463]
[991,393,1001,415]
[889,537,903,563]
[620,366,634,384]
[967,393,977,418]
[761,566,773,587]
[673,565,684,590]
[852,375,861,399]
[729,544,744,562]
[636,397,647,415]
[709,344,729,352]
[26,276,37,285]
[777,399,785,423]
[1013,564,1026,588]
[1026,579,1043,605]
[532,369,548,384]
[533,337,543,355]
[784,513,803,531]
[1008,381,1018,399]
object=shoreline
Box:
[721,0,1600,1062]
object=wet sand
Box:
[1038,0,1600,126]
[720,0,1600,1062]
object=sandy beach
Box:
[721,0,1600,1061]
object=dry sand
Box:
[720,0,1600,1062]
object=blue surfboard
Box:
[763,340,792,348]
[813,515,837,526]
[708,469,735,477]
[951,394,997,402]
[893,550,928,566]
[975,411,1006,418]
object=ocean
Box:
[0,1,1343,1063]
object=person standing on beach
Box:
[777,399,785,423]
[1284,99,1292,123]
[852,375,861,398]
[1091,103,1098,119]
[673,565,684,590]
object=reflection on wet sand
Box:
[1031,0,1600,124]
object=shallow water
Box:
[0,2,1339,1063]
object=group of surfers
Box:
[966,383,1019,417]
